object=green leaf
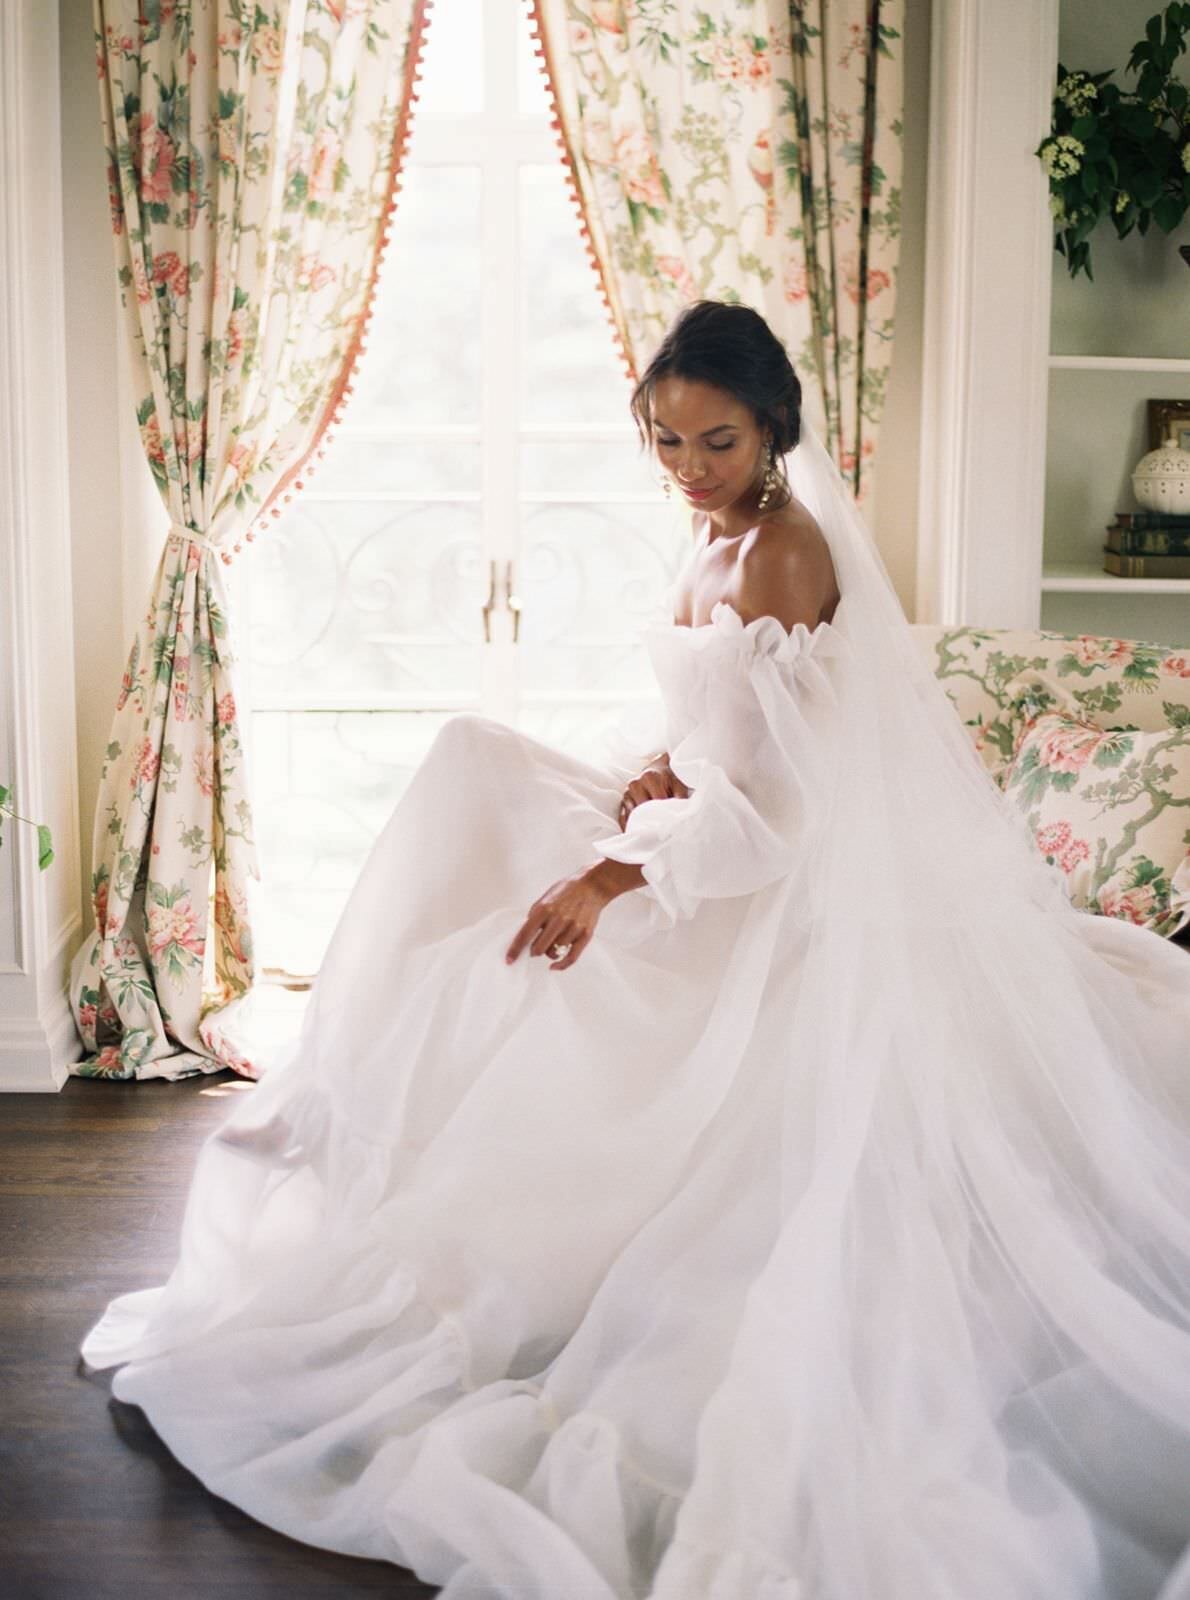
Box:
[1154,191,1185,230]
[1134,168,1164,205]
[37,825,53,872]
[0,784,8,809]
[1131,854,1166,888]
[1092,733,1134,767]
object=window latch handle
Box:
[483,559,521,643]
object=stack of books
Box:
[1104,512,1190,578]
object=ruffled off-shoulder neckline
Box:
[651,588,848,665]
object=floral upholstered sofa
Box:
[910,623,1190,943]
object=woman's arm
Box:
[589,538,839,923]
[617,751,688,831]
[590,858,646,895]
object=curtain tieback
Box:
[168,522,221,555]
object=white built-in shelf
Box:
[1043,355,1190,608]
[1042,562,1190,595]
[1048,355,1190,374]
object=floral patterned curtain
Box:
[526,0,903,500]
[70,0,431,1080]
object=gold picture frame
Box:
[1148,398,1190,452]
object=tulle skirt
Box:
[81,713,1190,1599]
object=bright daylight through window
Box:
[231,0,689,985]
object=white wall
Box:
[1,0,84,1085]
[915,0,1059,629]
[59,0,162,937]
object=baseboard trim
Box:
[0,987,81,1091]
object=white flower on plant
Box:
[1049,194,1069,224]
[1115,189,1131,213]
[1182,145,1190,172]
[1056,71,1097,113]
[1040,134,1085,178]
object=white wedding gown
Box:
[81,521,1190,1597]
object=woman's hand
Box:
[504,865,619,972]
[618,757,691,831]
[504,761,690,972]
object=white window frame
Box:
[242,2,665,726]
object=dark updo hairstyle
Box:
[628,299,803,511]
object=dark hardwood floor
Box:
[0,1069,439,1599]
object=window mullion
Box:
[478,3,523,720]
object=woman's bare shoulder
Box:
[752,497,826,550]
[736,504,839,629]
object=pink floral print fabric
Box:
[528,0,904,500]
[72,0,430,1078]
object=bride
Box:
[80,300,1190,1600]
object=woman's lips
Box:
[680,485,716,500]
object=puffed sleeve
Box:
[589,601,844,931]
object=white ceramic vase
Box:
[1132,432,1190,515]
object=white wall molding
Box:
[49,909,84,974]
[0,0,84,1091]
[916,0,1059,628]
[0,993,80,1093]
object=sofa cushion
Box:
[1003,639,1190,741]
[911,625,1190,784]
[911,626,1060,781]
[1000,708,1190,938]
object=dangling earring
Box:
[659,474,672,498]
[757,447,778,512]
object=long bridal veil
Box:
[649,418,1190,1597]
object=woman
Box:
[503,306,839,973]
[81,301,1190,1600]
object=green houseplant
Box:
[0,786,54,871]
[1037,1,1190,279]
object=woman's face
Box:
[649,375,769,515]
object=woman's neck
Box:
[698,490,791,544]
